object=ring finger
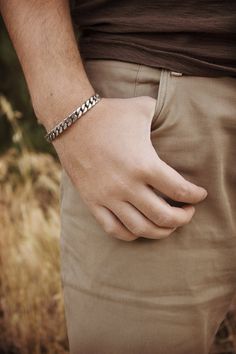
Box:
[109,200,176,240]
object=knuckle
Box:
[155,211,174,227]
[100,178,128,200]
[181,214,192,225]
[108,232,119,239]
[132,160,152,179]
[166,227,176,235]
[132,164,145,179]
[130,224,147,237]
[103,224,117,237]
[104,225,138,242]
[157,228,176,239]
[102,183,118,198]
[173,184,191,201]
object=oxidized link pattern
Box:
[45,93,101,143]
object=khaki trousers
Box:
[60,59,236,354]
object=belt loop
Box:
[170,71,183,77]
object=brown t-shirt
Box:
[70,0,236,77]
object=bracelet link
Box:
[44,93,101,143]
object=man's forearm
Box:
[0,0,94,129]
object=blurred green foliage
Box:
[0,16,55,155]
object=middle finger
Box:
[127,183,195,228]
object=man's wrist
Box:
[33,81,95,131]
[45,92,101,143]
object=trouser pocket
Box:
[83,59,172,132]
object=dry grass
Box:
[0,95,236,354]
[0,148,69,354]
[0,95,68,354]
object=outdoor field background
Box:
[1,16,236,354]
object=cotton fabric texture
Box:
[60,59,236,354]
[70,0,236,77]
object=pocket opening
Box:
[150,69,169,131]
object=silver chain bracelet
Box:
[44,92,101,143]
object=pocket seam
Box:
[151,69,169,131]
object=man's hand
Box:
[53,95,207,241]
[0,0,207,242]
